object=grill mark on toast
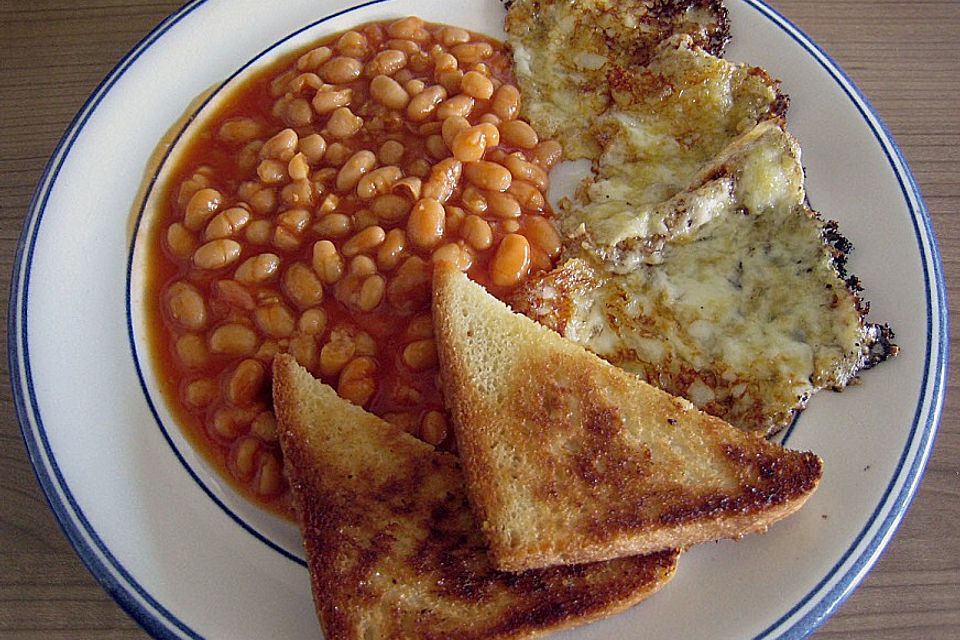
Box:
[275,355,679,638]
[435,267,823,570]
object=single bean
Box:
[257,158,287,184]
[175,333,208,368]
[444,204,466,233]
[283,262,324,308]
[184,188,222,230]
[298,308,328,336]
[226,359,266,405]
[460,215,492,250]
[499,119,539,149]
[336,30,368,58]
[386,16,428,40]
[319,334,355,377]
[450,123,499,163]
[312,87,352,114]
[253,303,296,338]
[524,215,563,258]
[420,410,447,446]
[370,193,412,223]
[193,238,242,270]
[507,179,545,211]
[213,278,254,310]
[342,225,386,257]
[218,118,262,144]
[421,157,462,203]
[485,191,521,218]
[437,26,470,47]
[464,161,512,192]
[204,206,251,240]
[337,356,377,407]
[490,233,531,287]
[386,255,431,314]
[366,49,407,76]
[402,339,437,371]
[391,176,421,201]
[183,378,218,409]
[356,166,402,200]
[460,70,493,99]
[166,222,197,258]
[425,134,450,160]
[325,107,363,138]
[300,133,327,162]
[255,452,283,496]
[370,74,410,110]
[379,139,405,165]
[230,436,261,478]
[377,228,407,271]
[312,240,345,284]
[405,314,433,340]
[357,275,386,311]
[209,323,259,356]
[431,242,473,272]
[336,150,377,192]
[297,47,333,71]
[288,333,319,371]
[320,56,363,84]
[234,253,280,284]
[313,213,353,239]
[250,410,278,442]
[407,198,445,249]
[259,128,298,160]
[491,84,522,120]
[436,94,474,120]
[406,85,447,122]
[285,97,313,126]
[451,42,493,65]
[245,219,273,245]
[504,154,548,190]
[531,139,563,168]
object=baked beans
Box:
[148,17,564,517]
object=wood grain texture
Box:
[0,1,956,638]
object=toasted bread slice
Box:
[433,266,823,572]
[273,354,678,640]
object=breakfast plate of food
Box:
[10,0,946,638]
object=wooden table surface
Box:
[1,1,957,638]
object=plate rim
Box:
[7,1,949,639]
[739,2,949,637]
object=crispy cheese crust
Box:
[504,0,895,435]
[505,0,731,158]
[511,121,897,435]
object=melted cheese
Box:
[505,0,893,434]
[505,0,729,159]
[569,121,801,268]
[513,124,874,434]
[564,177,734,268]
[574,190,867,433]
[587,36,783,207]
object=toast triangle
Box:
[432,265,823,572]
[272,354,678,640]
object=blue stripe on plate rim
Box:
[7,1,948,639]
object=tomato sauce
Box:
[144,18,561,518]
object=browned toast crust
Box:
[273,354,678,640]
[433,266,823,571]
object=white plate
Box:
[10,0,947,638]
